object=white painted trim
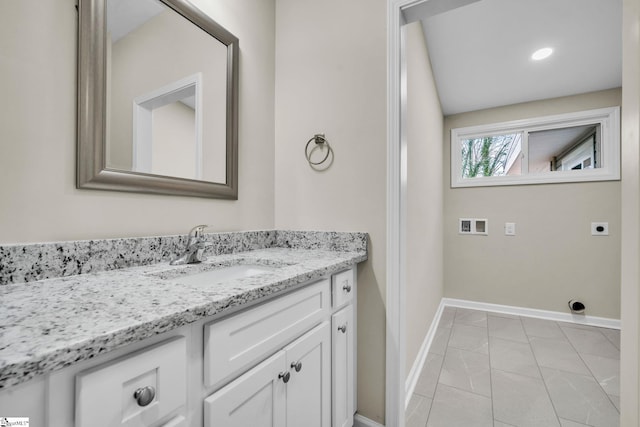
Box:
[385,1,406,427]
[132,73,204,179]
[451,106,621,187]
[354,413,385,427]
[404,300,445,408]
[442,298,621,329]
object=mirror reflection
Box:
[106,0,227,183]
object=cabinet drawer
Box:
[204,279,331,389]
[332,268,355,309]
[75,337,186,427]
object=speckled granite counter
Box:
[0,231,367,389]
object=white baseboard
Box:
[404,300,445,408]
[442,298,621,329]
[354,413,385,427]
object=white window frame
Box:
[450,106,620,188]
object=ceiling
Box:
[403,0,622,116]
[107,0,164,43]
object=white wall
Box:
[444,89,622,319]
[151,102,197,180]
[0,0,275,244]
[404,21,444,377]
[620,0,640,422]
[273,0,387,422]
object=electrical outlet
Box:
[459,219,472,234]
[505,222,516,236]
[591,222,609,236]
[459,218,488,235]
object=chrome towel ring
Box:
[305,133,334,170]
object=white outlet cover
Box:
[505,222,516,236]
[459,218,488,235]
[591,222,609,236]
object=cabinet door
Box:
[284,322,331,427]
[204,351,287,427]
[332,305,354,427]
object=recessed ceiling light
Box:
[531,47,553,61]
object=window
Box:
[450,107,620,187]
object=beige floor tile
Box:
[561,326,620,359]
[429,327,451,356]
[448,324,489,354]
[406,393,432,427]
[559,419,591,427]
[490,336,540,378]
[581,353,619,397]
[454,308,488,328]
[413,353,443,398]
[417,312,621,427]
[529,336,591,375]
[487,311,520,320]
[439,308,456,329]
[492,369,560,427]
[541,367,620,427]
[427,384,493,427]
[439,347,491,397]
[488,315,528,343]
[600,328,620,350]
[521,317,565,339]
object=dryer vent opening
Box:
[568,300,585,314]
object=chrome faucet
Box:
[170,224,212,265]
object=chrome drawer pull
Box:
[133,386,156,407]
[338,324,347,333]
[342,283,352,292]
[291,361,303,372]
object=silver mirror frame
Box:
[77,0,239,199]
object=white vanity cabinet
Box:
[204,321,331,427]
[203,267,357,427]
[0,265,358,427]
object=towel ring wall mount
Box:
[305,134,334,170]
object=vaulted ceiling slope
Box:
[404,0,622,115]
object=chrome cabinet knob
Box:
[342,282,352,292]
[338,324,347,333]
[291,361,303,372]
[279,371,291,383]
[133,386,156,407]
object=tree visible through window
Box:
[460,133,521,178]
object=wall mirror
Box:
[77,0,238,199]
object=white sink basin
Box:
[175,264,276,286]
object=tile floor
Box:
[406,307,620,427]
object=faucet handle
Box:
[188,224,210,239]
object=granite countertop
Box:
[0,247,367,389]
